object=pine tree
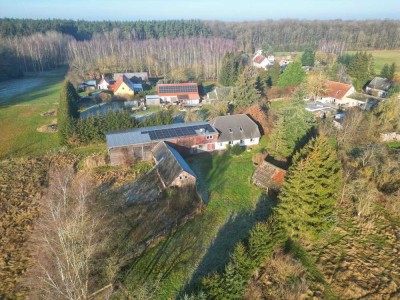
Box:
[389,63,396,80]
[235,67,260,107]
[218,52,235,86]
[301,48,316,66]
[278,62,306,88]
[380,63,390,79]
[275,135,342,239]
[267,61,281,87]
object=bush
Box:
[231,143,244,155]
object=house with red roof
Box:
[157,83,200,106]
[252,161,287,192]
[319,81,363,107]
[108,75,138,98]
[252,50,275,70]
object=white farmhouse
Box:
[210,114,261,150]
[252,50,275,70]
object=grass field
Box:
[122,143,275,298]
[0,68,66,160]
[346,50,400,73]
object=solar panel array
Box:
[158,84,197,94]
[143,124,215,141]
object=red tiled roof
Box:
[111,75,135,93]
[253,55,266,64]
[323,81,353,100]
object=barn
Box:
[106,121,218,166]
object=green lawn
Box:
[0,68,66,159]
[346,50,400,73]
[122,148,274,298]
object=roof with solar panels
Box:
[157,83,199,96]
[106,121,217,148]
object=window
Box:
[250,138,254,142]
[199,144,204,149]
[240,139,244,144]
[239,127,243,132]
[229,141,234,145]
[179,176,182,180]
[228,128,233,133]
[206,135,213,139]
[218,143,223,147]
[185,175,188,179]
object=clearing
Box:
[122,144,275,298]
[0,68,66,160]
[346,50,400,73]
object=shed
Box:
[252,161,286,191]
[146,95,162,106]
[152,141,196,188]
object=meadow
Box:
[0,69,66,160]
[122,141,276,298]
[346,50,400,73]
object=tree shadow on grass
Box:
[180,193,277,296]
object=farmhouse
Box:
[106,121,219,165]
[110,75,136,97]
[319,81,362,107]
[113,72,149,83]
[157,83,200,106]
[153,141,196,188]
[252,50,275,70]
[366,77,393,98]
[252,161,286,192]
[209,114,261,150]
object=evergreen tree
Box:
[301,48,316,66]
[218,52,235,86]
[380,63,390,79]
[278,62,306,88]
[58,80,80,144]
[347,52,375,90]
[275,135,342,239]
[267,61,281,87]
[389,62,396,80]
[235,67,260,107]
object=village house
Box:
[106,121,219,165]
[153,141,197,188]
[113,72,149,83]
[252,50,275,70]
[209,114,261,150]
[109,75,137,97]
[252,161,287,193]
[366,77,393,98]
[319,81,362,107]
[157,83,200,106]
[97,75,115,90]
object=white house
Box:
[252,50,275,70]
[319,81,363,108]
[97,75,115,90]
[210,114,261,150]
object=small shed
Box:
[152,141,196,188]
[252,161,286,192]
[146,95,162,106]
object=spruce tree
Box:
[58,80,79,144]
[380,63,390,79]
[278,62,306,88]
[267,61,281,87]
[235,67,260,107]
[301,48,316,66]
[275,135,342,239]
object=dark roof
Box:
[106,121,217,148]
[368,77,393,91]
[209,114,261,142]
[252,161,286,190]
[153,141,196,187]
[157,83,199,95]
[113,72,149,82]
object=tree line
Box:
[2,18,400,50]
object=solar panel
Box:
[144,124,215,141]
[158,85,198,94]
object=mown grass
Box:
[0,68,67,160]
[346,50,400,73]
[122,148,272,298]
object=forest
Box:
[2,18,400,81]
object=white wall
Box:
[214,137,259,150]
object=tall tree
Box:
[267,62,281,87]
[234,67,260,107]
[278,62,306,88]
[301,48,316,66]
[380,63,390,79]
[58,80,79,144]
[347,52,375,91]
[275,135,342,239]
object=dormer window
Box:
[229,128,233,133]
[239,127,243,132]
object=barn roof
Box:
[209,114,261,142]
[252,161,287,190]
[106,121,217,148]
[153,141,196,187]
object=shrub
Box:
[231,144,244,155]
